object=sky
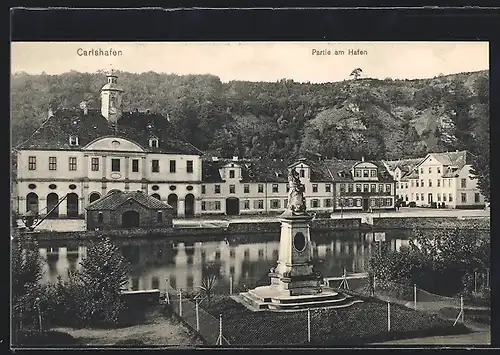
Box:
[11,42,489,83]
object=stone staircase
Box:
[236,289,363,312]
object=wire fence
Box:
[166,284,230,345]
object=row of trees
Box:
[368,228,490,298]
[12,235,131,335]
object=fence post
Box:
[307,308,311,343]
[179,289,183,317]
[387,302,391,331]
[195,300,200,332]
[461,296,464,324]
[230,275,233,295]
[165,279,170,304]
[373,274,376,296]
[413,284,417,310]
[217,313,223,345]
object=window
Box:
[186,160,193,173]
[69,135,79,146]
[49,157,57,170]
[149,137,158,148]
[416,194,419,201]
[378,184,383,193]
[396,182,399,189]
[258,184,264,193]
[258,200,264,209]
[272,184,279,193]
[69,157,77,171]
[405,183,408,189]
[348,198,354,207]
[428,167,432,174]
[157,211,163,222]
[356,199,362,207]
[28,156,36,170]
[214,201,221,210]
[244,184,250,193]
[348,184,353,193]
[370,198,376,207]
[449,194,453,202]
[443,194,447,202]
[370,170,377,177]
[363,184,369,193]
[132,159,139,172]
[244,200,250,210]
[356,184,362,193]
[461,193,467,203]
[437,193,441,201]
[98,212,104,223]
[411,180,414,187]
[229,169,235,178]
[111,158,120,172]
[363,170,369,178]
[201,201,206,211]
[428,179,432,188]
[215,185,221,194]
[369,184,376,192]
[461,178,466,188]
[325,199,332,207]
[286,185,290,192]
[312,184,318,193]
[475,193,480,203]
[448,179,451,188]
[437,179,441,187]
[355,170,361,178]
[416,180,419,187]
[131,278,139,291]
[300,169,305,178]
[311,199,319,208]
[91,157,99,171]
[437,167,441,174]
[325,184,331,193]
[420,180,424,188]
[244,249,250,260]
[385,184,391,193]
[152,160,159,173]
[169,160,176,173]
[229,185,235,194]
[385,198,392,206]
[405,195,408,201]
[271,199,281,209]
[420,168,423,174]
[258,250,264,259]
[420,193,424,201]
[340,184,346,193]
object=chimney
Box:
[212,157,219,161]
[361,156,365,162]
[232,156,238,161]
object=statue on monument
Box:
[285,168,307,215]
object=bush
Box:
[408,202,416,207]
[14,330,77,347]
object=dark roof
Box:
[17,109,203,155]
[201,158,290,183]
[86,191,173,211]
[384,158,424,173]
[202,160,225,183]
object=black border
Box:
[8,6,499,353]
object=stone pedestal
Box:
[268,212,322,296]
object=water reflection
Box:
[38,230,417,292]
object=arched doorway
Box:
[168,194,178,217]
[26,193,39,214]
[226,197,240,216]
[46,193,59,218]
[122,210,140,228]
[151,193,161,200]
[89,192,101,204]
[66,193,79,218]
[185,194,195,217]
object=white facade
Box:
[16,136,203,218]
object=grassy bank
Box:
[201,296,470,345]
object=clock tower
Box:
[101,69,124,123]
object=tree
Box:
[12,234,44,332]
[69,236,131,326]
[350,68,363,80]
[470,152,490,202]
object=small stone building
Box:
[86,190,174,230]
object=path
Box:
[372,330,490,345]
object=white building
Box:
[385,151,485,208]
[14,71,204,219]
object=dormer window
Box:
[149,137,159,148]
[69,135,79,146]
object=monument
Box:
[237,168,362,311]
